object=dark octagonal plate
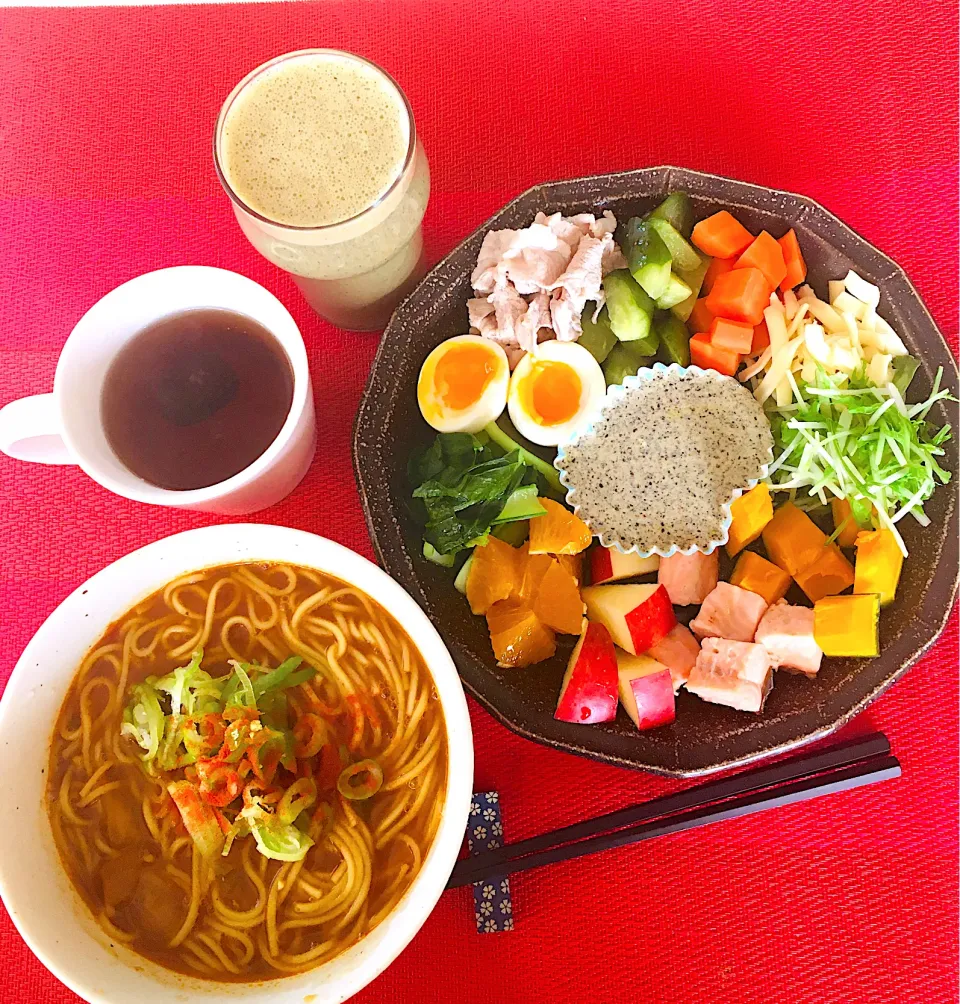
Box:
[353,166,959,776]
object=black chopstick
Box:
[448,733,896,889]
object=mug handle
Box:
[0,394,74,465]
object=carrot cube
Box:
[688,297,715,335]
[689,332,740,377]
[702,256,734,295]
[709,316,754,354]
[751,320,770,354]
[691,211,754,259]
[734,231,787,291]
[705,267,771,326]
[777,228,807,292]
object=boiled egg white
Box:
[417,335,510,434]
[507,340,606,447]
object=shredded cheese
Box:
[743,269,909,405]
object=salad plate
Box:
[353,165,958,776]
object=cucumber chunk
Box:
[654,272,693,310]
[654,313,692,366]
[624,218,672,299]
[649,192,694,237]
[671,255,711,322]
[648,218,701,272]
[602,342,655,387]
[578,303,618,363]
[603,270,657,351]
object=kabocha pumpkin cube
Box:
[725,484,774,557]
[729,551,792,606]
[762,501,828,576]
[814,594,880,657]
[793,543,854,602]
[466,536,521,615]
[854,530,903,607]
[830,498,861,548]
[486,597,557,667]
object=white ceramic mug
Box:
[0,266,316,515]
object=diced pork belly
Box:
[658,550,719,606]
[648,623,700,692]
[755,601,823,678]
[689,581,768,643]
[687,638,773,713]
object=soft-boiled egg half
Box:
[507,340,606,447]
[417,335,510,433]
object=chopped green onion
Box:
[337,759,384,800]
[250,821,314,862]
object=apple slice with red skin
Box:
[589,545,660,585]
[581,583,677,655]
[616,651,676,730]
[554,621,618,724]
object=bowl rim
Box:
[0,523,473,1002]
[353,164,959,778]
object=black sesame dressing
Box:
[560,369,773,553]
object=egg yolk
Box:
[434,343,498,411]
[523,360,582,426]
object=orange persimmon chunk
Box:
[533,559,585,635]
[519,545,554,600]
[466,536,521,615]
[556,552,584,585]
[734,231,787,292]
[486,598,557,667]
[691,211,754,259]
[528,498,593,555]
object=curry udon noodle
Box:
[46,562,448,981]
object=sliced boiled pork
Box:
[468,211,625,364]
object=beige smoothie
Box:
[216,50,430,330]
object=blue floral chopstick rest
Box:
[467,791,513,933]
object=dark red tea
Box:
[101,309,294,490]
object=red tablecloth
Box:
[1,3,957,1001]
